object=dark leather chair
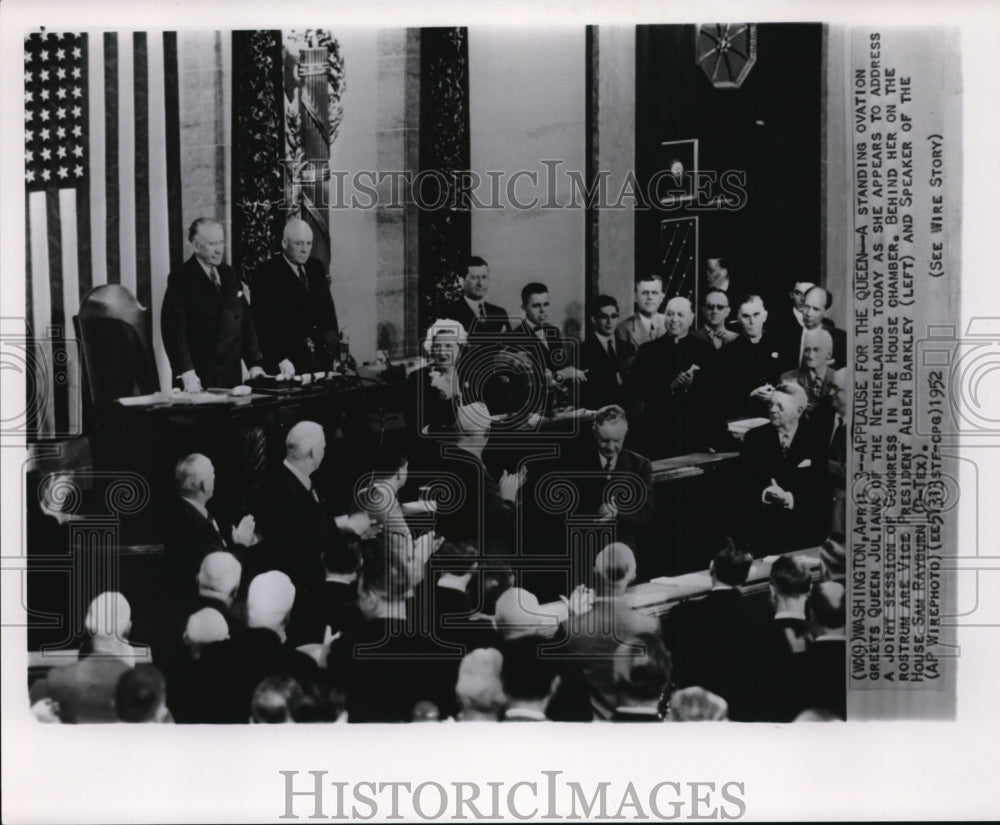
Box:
[74,285,159,409]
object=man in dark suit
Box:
[510,282,567,373]
[660,540,764,721]
[739,381,831,553]
[778,285,847,371]
[760,554,813,721]
[432,402,525,555]
[252,421,373,645]
[800,580,847,719]
[692,288,739,350]
[165,453,256,596]
[712,295,785,437]
[581,295,636,410]
[780,327,838,416]
[623,296,716,457]
[251,218,340,376]
[564,405,654,556]
[827,367,849,534]
[439,255,511,337]
[161,217,264,390]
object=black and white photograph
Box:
[2,0,997,821]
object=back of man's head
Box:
[711,539,754,587]
[770,555,811,598]
[808,580,846,631]
[116,664,168,723]
[435,538,480,577]
[500,636,560,704]
[246,571,296,634]
[174,453,212,497]
[197,551,242,603]
[455,401,491,437]
[285,421,324,463]
[183,607,230,649]
[613,632,672,708]
[455,647,507,719]
[251,675,304,723]
[595,543,637,592]
[85,591,132,639]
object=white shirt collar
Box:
[793,307,804,326]
[595,330,613,344]
[283,459,313,491]
[464,295,484,312]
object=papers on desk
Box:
[401,500,437,515]
[727,417,770,441]
[117,389,245,407]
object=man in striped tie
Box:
[161,217,265,390]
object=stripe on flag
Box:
[24,30,181,438]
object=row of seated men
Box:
[29,534,847,724]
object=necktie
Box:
[649,322,658,340]
[478,303,487,322]
[811,372,824,398]
[606,337,616,359]
[297,264,308,288]
[308,484,320,504]
[209,266,221,290]
[603,456,613,476]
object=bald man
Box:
[253,421,371,644]
[161,217,265,389]
[623,296,716,457]
[251,218,341,376]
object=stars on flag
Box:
[24,31,88,187]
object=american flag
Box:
[24,31,183,438]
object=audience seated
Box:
[660,540,763,721]
[609,632,672,722]
[27,257,856,726]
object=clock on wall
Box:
[695,24,757,89]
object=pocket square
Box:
[797,459,812,468]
